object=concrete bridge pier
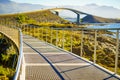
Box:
[77,13,80,24]
[55,11,59,16]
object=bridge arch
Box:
[49,8,90,24]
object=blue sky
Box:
[11,0,120,9]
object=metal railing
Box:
[13,29,23,80]
[0,24,23,80]
[19,23,120,75]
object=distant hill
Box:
[0,0,11,3]
[63,4,120,18]
[82,15,120,23]
[0,0,47,14]
[0,0,120,24]
[0,10,66,24]
[0,10,120,24]
[0,0,120,19]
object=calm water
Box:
[88,23,120,29]
[88,23,120,38]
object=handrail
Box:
[13,29,23,80]
[50,27,120,74]
[51,27,120,30]
[22,24,119,75]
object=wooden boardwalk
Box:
[21,35,120,80]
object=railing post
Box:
[26,25,27,35]
[22,25,24,34]
[62,29,65,49]
[25,25,27,35]
[26,25,28,35]
[32,25,35,37]
[30,25,33,36]
[115,30,119,73]
[80,30,84,57]
[94,30,97,63]
[40,28,42,40]
[27,25,30,35]
[56,30,58,46]
[42,27,44,41]
[34,26,36,37]
[46,28,47,43]
[30,25,32,36]
[37,27,39,38]
[71,29,73,52]
[28,25,30,35]
[51,28,53,44]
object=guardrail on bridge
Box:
[19,23,120,75]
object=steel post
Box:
[46,28,47,42]
[62,29,65,49]
[71,29,73,52]
[56,30,58,46]
[115,30,119,73]
[51,28,53,44]
[80,30,84,57]
[94,30,97,63]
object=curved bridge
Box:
[49,8,91,24]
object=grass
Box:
[0,33,18,80]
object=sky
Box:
[11,0,120,9]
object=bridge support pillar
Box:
[77,14,80,24]
[55,11,59,16]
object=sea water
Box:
[88,23,120,39]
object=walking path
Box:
[22,35,120,80]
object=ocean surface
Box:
[88,23,120,38]
[66,18,120,38]
[88,23,120,29]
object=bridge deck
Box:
[22,35,120,80]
